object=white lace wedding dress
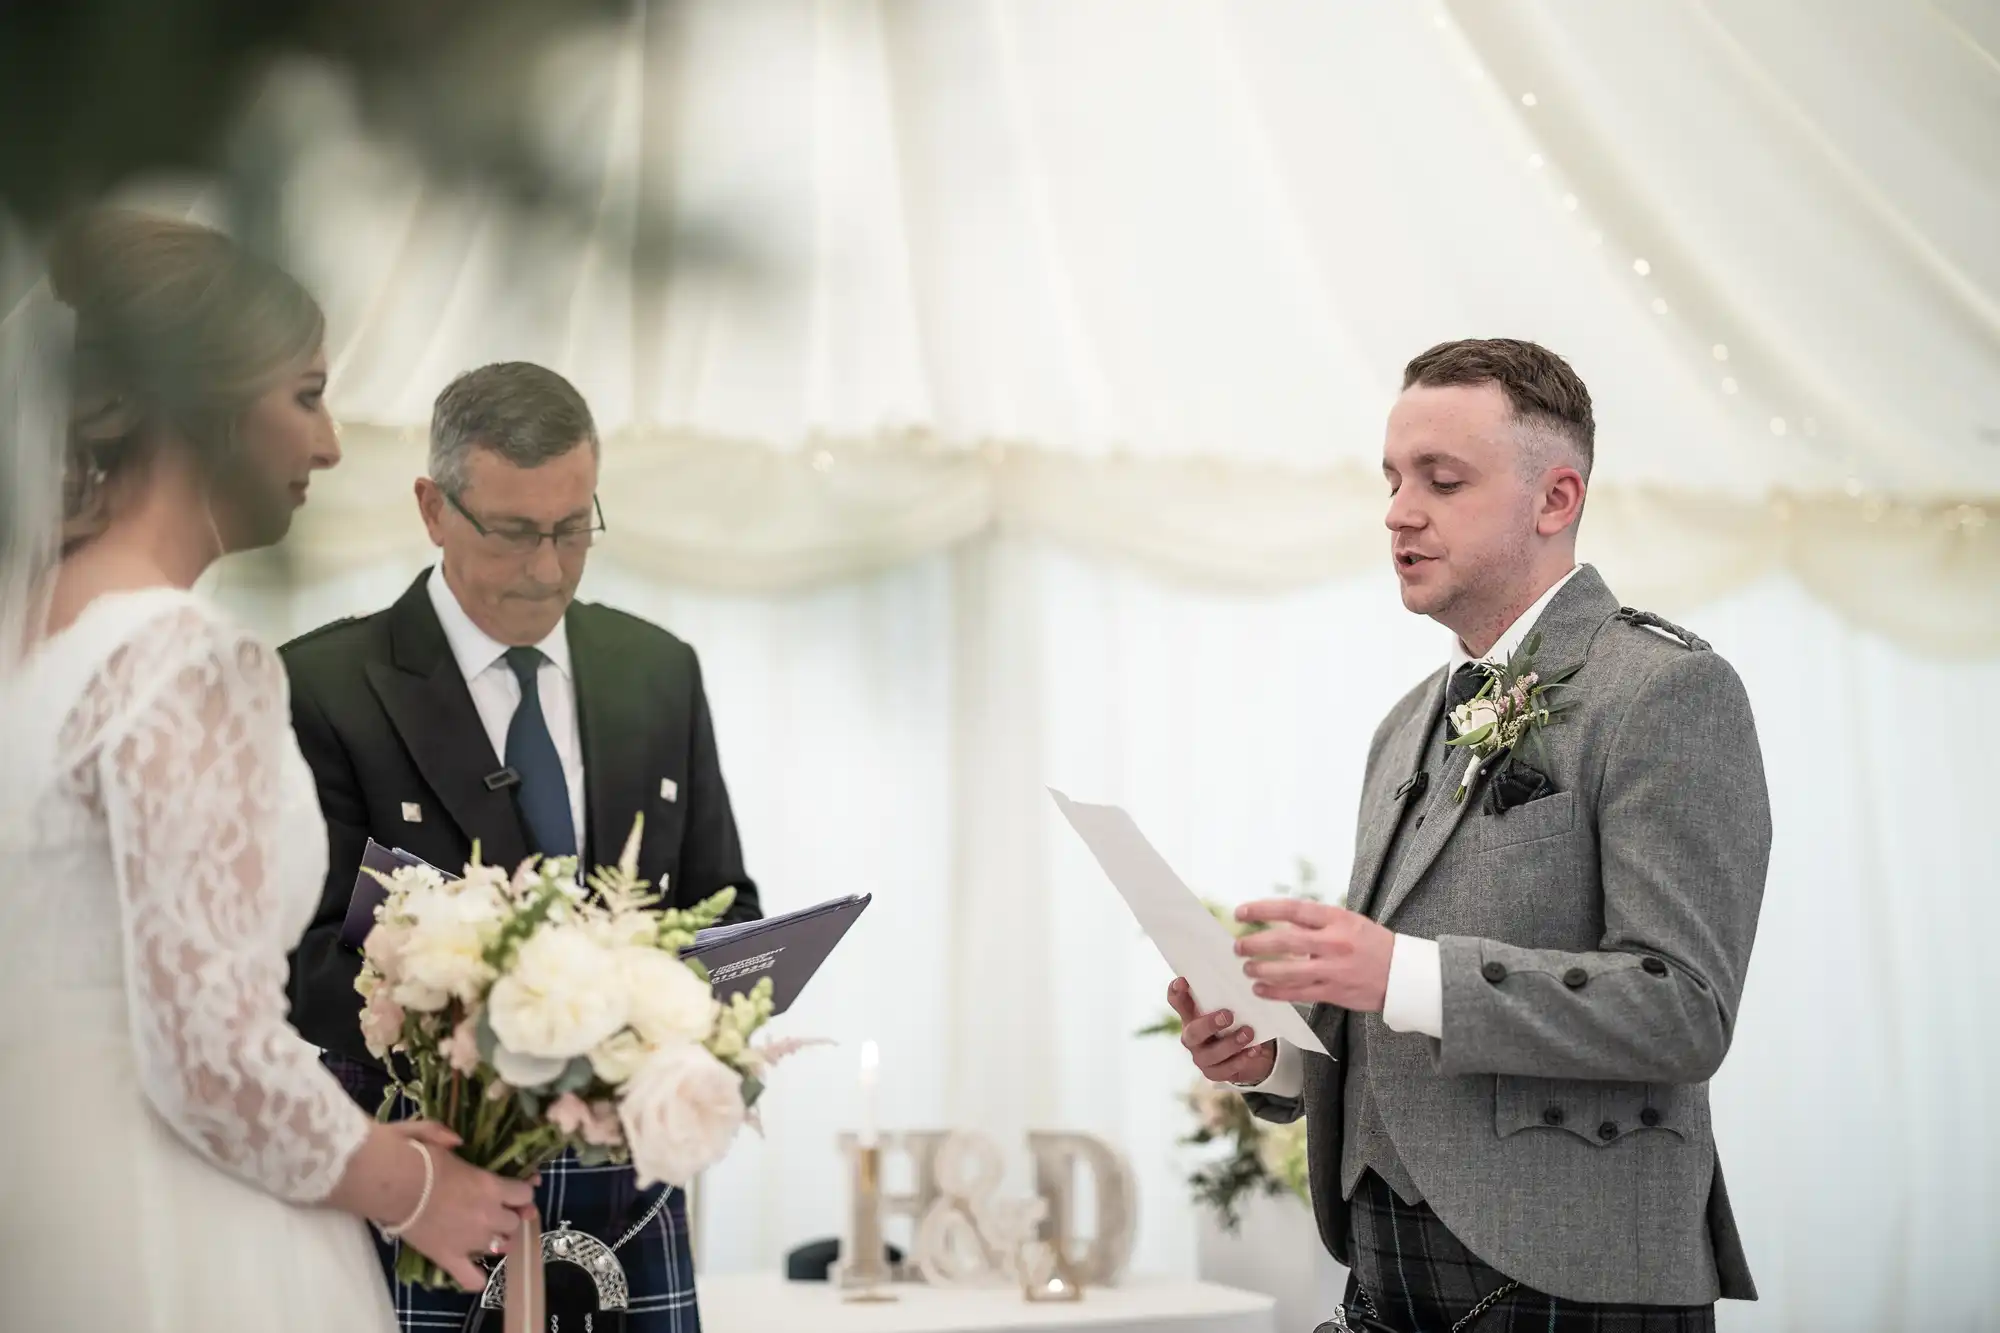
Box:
[0,588,395,1331]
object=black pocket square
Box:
[1489,759,1556,815]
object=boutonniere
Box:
[1444,631,1582,803]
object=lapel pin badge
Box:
[401,802,423,823]
[660,778,679,803]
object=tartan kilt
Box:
[324,1053,701,1333]
[1334,1171,1715,1333]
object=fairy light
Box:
[1424,5,1998,535]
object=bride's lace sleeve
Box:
[91,606,371,1204]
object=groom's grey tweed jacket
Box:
[1245,565,1770,1305]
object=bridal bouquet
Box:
[356,815,805,1288]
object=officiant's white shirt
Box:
[429,564,587,851]
[1248,564,1582,1098]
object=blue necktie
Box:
[503,646,577,858]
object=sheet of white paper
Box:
[1050,789,1328,1057]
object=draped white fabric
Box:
[226,0,2000,651]
[182,0,2000,1324]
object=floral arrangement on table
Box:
[1136,860,1318,1231]
[356,815,816,1287]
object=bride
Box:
[0,209,536,1330]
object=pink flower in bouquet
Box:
[618,1043,746,1189]
[361,921,408,983]
[440,1012,482,1076]
[359,987,405,1060]
[548,1092,625,1147]
[584,1099,624,1147]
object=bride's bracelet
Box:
[379,1140,434,1239]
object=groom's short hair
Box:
[1401,338,1594,482]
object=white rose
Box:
[618,1044,747,1189]
[393,889,499,1012]
[1450,699,1498,740]
[491,1044,569,1089]
[487,926,629,1059]
[619,948,717,1048]
[589,1029,651,1085]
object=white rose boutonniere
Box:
[1445,631,1583,802]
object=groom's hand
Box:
[1166,978,1277,1086]
[1235,899,1395,1012]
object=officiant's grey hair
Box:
[428,361,599,495]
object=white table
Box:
[698,1273,1276,1333]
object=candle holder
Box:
[836,1141,898,1303]
[1018,1239,1084,1303]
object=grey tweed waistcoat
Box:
[1341,713,1457,1206]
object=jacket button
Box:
[1597,1121,1619,1141]
[1640,1108,1662,1128]
[1562,967,1588,989]
[1542,1106,1565,1127]
[1481,961,1508,984]
[1642,956,1669,977]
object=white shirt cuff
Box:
[1239,1038,1304,1099]
[1382,934,1444,1039]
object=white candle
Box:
[858,1039,880,1148]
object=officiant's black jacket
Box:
[282,569,762,1067]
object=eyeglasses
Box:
[445,490,606,557]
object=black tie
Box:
[503,646,577,858]
[1445,661,1485,714]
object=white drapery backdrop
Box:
[183,0,2000,1326]
[225,548,2000,1330]
[225,0,1999,647]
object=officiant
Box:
[284,360,763,1332]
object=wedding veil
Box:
[0,211,70,687]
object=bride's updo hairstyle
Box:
[47,210,324,551]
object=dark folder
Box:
[337,839,434,949]
[340,840,867,1017]
[683,894,870,1015]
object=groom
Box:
[1170,339,1769,1330]
[284,361,762,1331]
